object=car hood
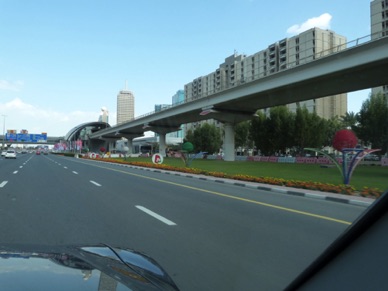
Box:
[0,243,179,290]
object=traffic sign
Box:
[152,154,163,164]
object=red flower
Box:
[332,129,358,151]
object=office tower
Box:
[117,84,134,125]
[371,0,388,98]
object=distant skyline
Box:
[0,1,372,136]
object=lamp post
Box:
[1,115,6,150]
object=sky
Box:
[0,0,373,136]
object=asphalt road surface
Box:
[0,153,368,290]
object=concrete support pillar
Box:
[121,134,144,155]
[126,138,133,155]
[108,141,115,152]
[223,123,235,161]
[159,134,167,157]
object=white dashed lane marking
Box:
[90,181,101,187]
[136,205,177,226]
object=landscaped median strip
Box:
[81,157,382,199]
[80,157,375,207]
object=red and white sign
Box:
[152,154,163,164]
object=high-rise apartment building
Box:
[172,89,185,106]
[184,27,348,120]
[155,90,185,139]
[116,87,134,125]
[171,90,185,138]
[371,0,388,98]
[285,28,347,118]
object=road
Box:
[0,153,368,290]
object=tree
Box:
[293,106,311,155]
[250,110,272,155]
[355,93,388,155]
[340,111,358,130]
[234,121,252,151]
[307,112,327,148]
[250,107,295,156]
[266,106,295,154]
[293,106,329,154]
[323,116,342,147]
[184,123,222,154]
[184,129,194,144]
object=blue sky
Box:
[0,0,373,136]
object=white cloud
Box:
[0,98,103,136]
[287,13,332,35]
[0,80,24,91]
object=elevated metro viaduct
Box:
[83,36,388,160]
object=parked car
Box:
[1,151,6,156]
[5,149,16,159]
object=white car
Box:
[5,149,16,159]
[1,151,6,157]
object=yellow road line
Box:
[76,160,352,225]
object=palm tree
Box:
[340,111,358,129]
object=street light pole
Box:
[2,115,6,150]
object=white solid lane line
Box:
[0,181,8,188]
[135,205,177,226]
[90,181,101,187]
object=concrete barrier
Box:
[278,157,296,163]
[269,156,279,163]
[317,157,330,164]
[305,157,317,164]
